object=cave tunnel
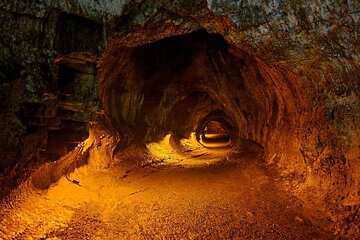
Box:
[99,30,294,151]
[0,1,359,239]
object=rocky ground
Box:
[0,135,333,239]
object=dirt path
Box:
[0,136,332,239]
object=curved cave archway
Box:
[99,29,301,158]
[199,117,233,149]
[203,120,230,135]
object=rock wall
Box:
[0,0,112,194]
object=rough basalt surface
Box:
[0,0,359,238]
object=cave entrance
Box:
[200,119,232,149]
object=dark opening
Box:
[199,118,233,149]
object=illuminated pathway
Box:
[0,134,331,239]
[199,133,232,149]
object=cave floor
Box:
[0,137,332,239]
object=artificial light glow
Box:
[146,133,232,167]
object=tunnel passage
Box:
[0,1,359,238]
[200,119,232,149]
[204,120,229,136]
[99,29,302,156]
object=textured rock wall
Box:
[206,1,359,234]
[0,0,115,194]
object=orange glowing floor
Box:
[0,135,331,239]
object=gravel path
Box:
[0,138,332,239]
